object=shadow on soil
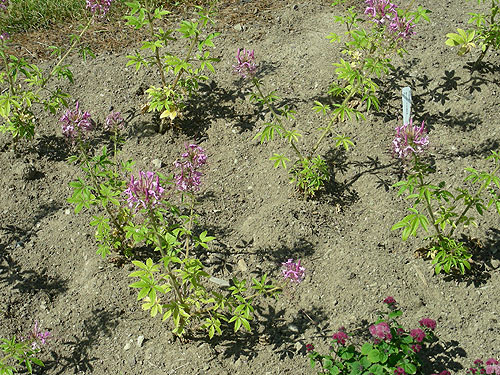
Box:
[46,308,121,375]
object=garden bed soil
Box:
[0,0,499,374]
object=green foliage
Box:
[124,1,219,132]
[0,336,44,375]
[445,0,500,63]
[68,133,135,259]
[392,151,500,274]
[290,156,331,198]
[308,302,436,374]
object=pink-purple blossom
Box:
[419,318,437,330]
[233,48,257,79]
[124,171,165,211]
[86,0,113,17]
[365,0,397,25]
[332,330,348,345]
[0,32,9,41]
[369,322,392,341]
[392,118,429,159]
[281,259,305,283]
[174,144,207,192]
[394,367,406,375]
[0,0,8,11]
[60,101,93,142]
[410,328,426,343]
[24,321,51,350]
[383,296,396,305]
[389,13,416,41]
[306,343,314,352]
[105,111,124,132]
[411,343,422,353]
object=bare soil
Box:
[0,1,499,374]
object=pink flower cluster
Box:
[124,171,165,211]
[24,321,51,350]
[104,111,124,132]
[392,118,429,159]
[233,48,257,79]
[281,259,305,283]
[60,101,93,142]
[468,359,500,375]
[332,329,348,345]
[369,321,392,342]
[174,144,207,192]
[364,0,415,41]
[86,0,113,17]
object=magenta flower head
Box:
[281,259,305,283]
[124,171,165,211]
[389,13,416,41]
[365,0,397,25]
[369,322,392,341]
[105,111,124,132]
[392,118,429,159]
[410,328,426,343]
[60,101,93,142]
[419,318,437,330]
[332,330,348,345]
[383,296,396,305]
[233,48,257,79]
[174,143,207,192]
[0,32,9,41]
[0,0,8,11]
[86,0,113,17]
[305,343,314,352]
[394,367,406,375]
[25,321,51,350]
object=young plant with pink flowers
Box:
[124,1,219,133]
[391,120,500,274]
[467,358,500,375]
[125,145,281,338]
[235,48,353,198]
[0,321,51,374]
[0,0,113,151]
[66,106,134,259]
[307,297,439,374]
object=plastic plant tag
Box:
[402,86,412,125]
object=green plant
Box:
[445,0,500,63]
[125,146,281,337]
[307,297,438,375]
[391,120,500,274]
[124,0,219,132]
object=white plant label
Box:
[402,86,412,125]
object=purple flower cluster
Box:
[233,48,257,79]
[86,0,113,17]
[24,321,51,350]
[394,367,406,375]
[281,259,305,283]
[105,111,124,132]
[365,0,397,25]
[419,317,437,330]
[174,144,207,192]
[0,0,8,10]
[409,328,425,342]
[392,118,429,159]
[468,359,500,375]
[369,321,392,341]
[124,171,165,211]
[365,0,415,41]
[60,101,93,142]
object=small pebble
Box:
[137,335,144,347]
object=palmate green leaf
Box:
[270,153,290,169]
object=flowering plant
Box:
[0,0,111,150]
[0,321,50,374]
[326,0,430,123]
[124,1,219,132]
[445,0,500,64]
[467,358,500,374]
[66,106,134,259]
[307,298,438,374]
[126,145,281,337]
[391,120,500,274]
[236,48,353,198]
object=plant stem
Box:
[310,86,357,158]
[146,9,167,88]
[183,193,196,259]
[252,78,304,161]
[147,209,185,304]
[448,162,500,238]
[415,162,444,241]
